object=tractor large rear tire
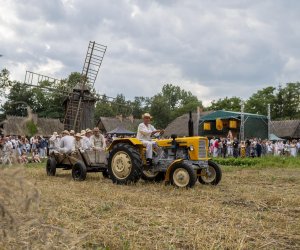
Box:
[170,163,197,188]
[141,170,165,182]
[198,160,222,185]
[46,157,57,176]
[108,143,142,185]
[72,161,87,181]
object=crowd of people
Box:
[209,136,300,158]
[0,135,49,164]
[0,127,109,165]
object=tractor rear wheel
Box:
[141,170,165,182]
[46,157,57,176]
[170,163,197,188]
[72,161,87,181]
[108,143,142,184]
[198,160,222,185]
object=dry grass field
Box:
[1,162,300,249]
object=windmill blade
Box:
[82,41,107,87]
[23,70,66,91]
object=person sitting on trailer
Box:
[81,128,93,150]
[137,113,164,166]
[91,127,106,151]
[74,133,83,151]
[59,130,75,154]
[49,131,60,154]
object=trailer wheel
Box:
[46,157,56,176]
[198,160,222,185]
[72,161,87,181]
[170,163,197,188]
[108,143,142,184]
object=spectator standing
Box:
[256,140,262,157]
[213,139,219,157]
[233,138,239,158]
[221,138,227,158]
[39,136,48,158]
[290,140,297,157]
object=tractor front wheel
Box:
[170,163,197,188]
[198,160,222,185]
[46,157,57,176]
[108,143,142,184]
[72,162,87,181]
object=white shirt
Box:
[59,135,75,153]
[82,136,92,150]
[137,123,156,141]
[49,135,60,149]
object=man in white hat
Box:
[137,113,164,165]
[49,132,60,154]
[74,133,83,150]
[59,130,75,154]
[81,128,93,151]
[91,127,106,151]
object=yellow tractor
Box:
[107,134,222,188]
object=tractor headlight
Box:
[189,145,194,151]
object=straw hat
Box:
[52,132,58,136]
[62,130,70,135]
[80,130,86,136]
[86,128,92,133]
[70,130,75,135]
[75,133,82,138]
[142,113,152,119]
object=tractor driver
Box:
[137,113,164,165]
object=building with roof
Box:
[270,120,300,139]
[96,115,142,134]
[164,111,213,137]
[199,110,268,139]
[0,114,64,137]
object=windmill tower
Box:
[63,41,107,131]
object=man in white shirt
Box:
[49,132,60,154]
[2,137,13,165]
[91,127,106,151]
[137,113,164,165]
[81,128,93,151]
[59,130,75,154]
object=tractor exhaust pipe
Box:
[188,111,194,137]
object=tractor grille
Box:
[198,139,207,158]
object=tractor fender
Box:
[107,138,144,151]
[164,159,184,182]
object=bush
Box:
[213,156,300,168]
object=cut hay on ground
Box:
[1,165,300,249]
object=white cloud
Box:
[0,0,300,105]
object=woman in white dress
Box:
[290,140,297,157]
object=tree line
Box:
[0,68,299,128]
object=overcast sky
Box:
[1,0,300,105]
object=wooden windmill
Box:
[63,42,107,131]
[23,41,107,131]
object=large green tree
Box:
[207,96,242,112]
[244,86,276,117]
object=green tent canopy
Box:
[199,110,268,139]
